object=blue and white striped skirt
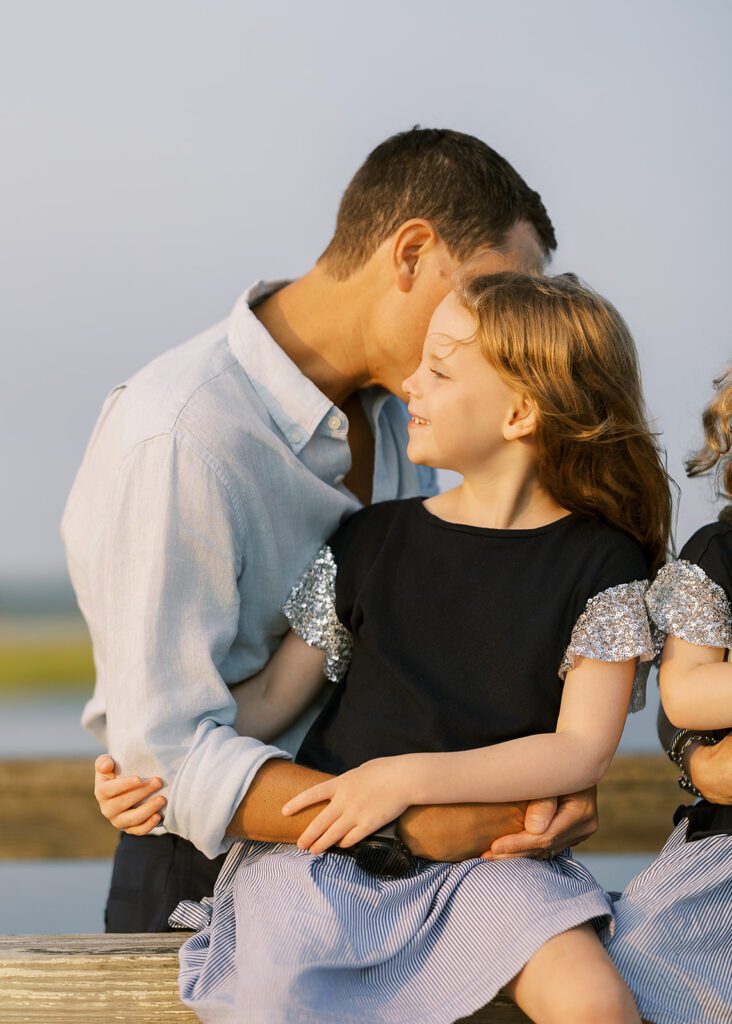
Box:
[605,820,732,1024]
[174,839,613,1024]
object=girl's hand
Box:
[93,754,166,835]
[281,757,411,854]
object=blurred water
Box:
[0,691,102,758]
[1,860,112,933]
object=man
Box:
[65,127,597,932]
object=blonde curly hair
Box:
[686,366,732,523]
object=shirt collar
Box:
[227,280,334,454]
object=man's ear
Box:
[505,395,537,440]
[392,219,439,293]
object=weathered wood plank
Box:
[0,755,691,860]
[0,935,529,1023]
[0,934,196,1023]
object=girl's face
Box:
[402,292,533,474]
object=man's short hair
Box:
[319,127,557,280]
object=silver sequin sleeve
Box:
[282,545,353,683]
[646,559,732,650]
[559,580,657,713]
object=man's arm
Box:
[95,752,593,858]
[225,759,529,854]
[96,434,293,858]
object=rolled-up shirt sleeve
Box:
[99,431,289,858]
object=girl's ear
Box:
[504,395,537,440]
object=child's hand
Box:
[282,757,411,854]
[93,754,166,835]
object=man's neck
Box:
[252,266,373,407]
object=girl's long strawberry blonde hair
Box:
[454,271,672,575]
[685,366,732,523]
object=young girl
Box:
[606,368,732,1024]
[108,273,671,1024]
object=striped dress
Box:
[605,522,732,1024]
[174,500,656,1023]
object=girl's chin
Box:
[406,440,440,469]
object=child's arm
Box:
[285,654,635,853]
[658,635,732,730]
[231,631,327,742]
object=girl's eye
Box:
[430,367,448,380]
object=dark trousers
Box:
[105,832,227,932]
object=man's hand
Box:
[93,754,166,835]
[484,787,599,860]
[687,733,732,804]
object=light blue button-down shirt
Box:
[61,280,436,857]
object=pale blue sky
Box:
[2,0,731,577]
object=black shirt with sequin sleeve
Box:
[284,497,654,776]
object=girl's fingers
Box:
[296,803,340,850]
[307,818,352,855]
[104,789,166,823]
[337,824,371,849]
[282,781,334,816]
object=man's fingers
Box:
[123,817,162,837]
[482,847,553,862]
[96,775,162,801]
[103,789,166,823]
[489,827,554,857]
[523,796,557,835]
[94,754,116,776]
[113,806,163,832]
[97,778,161,802]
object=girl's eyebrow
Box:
[424,334,462,360]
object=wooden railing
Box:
[0,755,689,1022]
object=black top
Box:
[679,520,732,592]
[672,520,732,840]
[295,498,650,775]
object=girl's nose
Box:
[402,372,416,398]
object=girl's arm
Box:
[231,631,327,742]
[285,655,635,853]
[658,635,732,730]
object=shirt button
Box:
[334,473,345,485]
[327,415,343,431]
[288,428,302,444]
